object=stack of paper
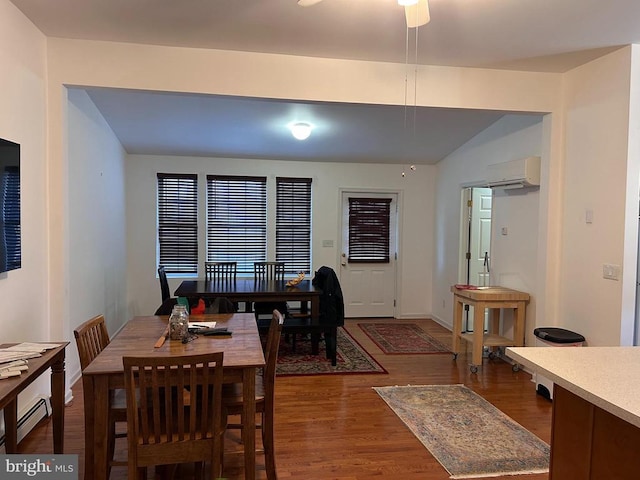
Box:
[0,343,61,380]
[0,359,29,379]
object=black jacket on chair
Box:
[312,266,344,327]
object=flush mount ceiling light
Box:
[289,122,312,140]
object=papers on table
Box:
[0,343,63,380]
[3,342,61,353]
[188,321,216,329]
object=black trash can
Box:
[533,327,585,400]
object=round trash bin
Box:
[533,327,585,400]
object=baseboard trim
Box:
[0,396,51,453]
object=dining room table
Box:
[81,312,266,480]
[174,278,321,321]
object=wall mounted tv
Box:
[0,138,20,273]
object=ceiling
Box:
[11,0,640,164]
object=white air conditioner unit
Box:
[485,156,541,189]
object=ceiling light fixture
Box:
[400,0,430,176]
[290,122,312,140]
[401,0,430,29]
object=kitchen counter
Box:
[507,346,640,428]
[507,346,640,479]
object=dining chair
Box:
[158,265,171,302]
[222,310,284,480]
[205,261,237,282]
[253,262,288,324]
[123,351,225,480]
[73,314,127,472]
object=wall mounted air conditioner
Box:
[485,156,541,189]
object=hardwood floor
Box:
[19,318,552,479]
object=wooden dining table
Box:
[175,278,321,321]
[81,313,266,480]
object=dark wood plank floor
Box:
[19,318,552,479]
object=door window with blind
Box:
[156,173,198,274]
[206,175,267,274]
[276,177,312,274]
[347,197,392,263]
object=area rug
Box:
[276,327,387,376]
[359,322,451,354]
[373,385,549,479]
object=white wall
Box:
[432,115,543,346]
[125,155,436,318]
[67,88,128,385]
[560,48,638,345]
[0,0,49,419]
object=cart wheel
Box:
[512,364,520,372]
[488,351,497,360]
[470,365,478,374]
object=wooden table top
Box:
[175,278,319,297]
[82,313,265,376]
[0,343,68,409]
[450,285,530,301]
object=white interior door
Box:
[340,192,397,318]
[469,187,493,286]
[460,187,493,331]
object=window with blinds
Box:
[1,166,20,272]
[276,177,312,274]
[157,173,198,274]
[348,197,391,263]
[207,175,267,274]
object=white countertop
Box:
[506,346,640,428]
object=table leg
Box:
[242,367,257,480]
[50,353,66,453]
[472,302,486,368]
[3,399,18,453]
[84,376,109,480]
[82,376,95,480]
[452,296,463,356]
[514,302,526,346]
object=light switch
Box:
[501,227,508,236]
[586,209,594,224]
[603,263,621,281]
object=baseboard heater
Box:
[0,396,50,452]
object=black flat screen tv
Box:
[0,138,20,273]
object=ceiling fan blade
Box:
[405,0,430,28]
[298,0,324,6]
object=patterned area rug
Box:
[374,385,550,479]
[359,322,451,354]
[276,327,387,376]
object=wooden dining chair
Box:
[73,314,127,472]
[222,310,284,480]
[253,262,288,324]
[205,261,237,282]
[123,351,225,480]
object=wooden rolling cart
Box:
[451,286,529,373]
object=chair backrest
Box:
[158,265,170,302]
[263,310,285,405]
[205,261,237,282]
[74,314,111,370]
[123,352,225,474]
[254,262,285,281]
